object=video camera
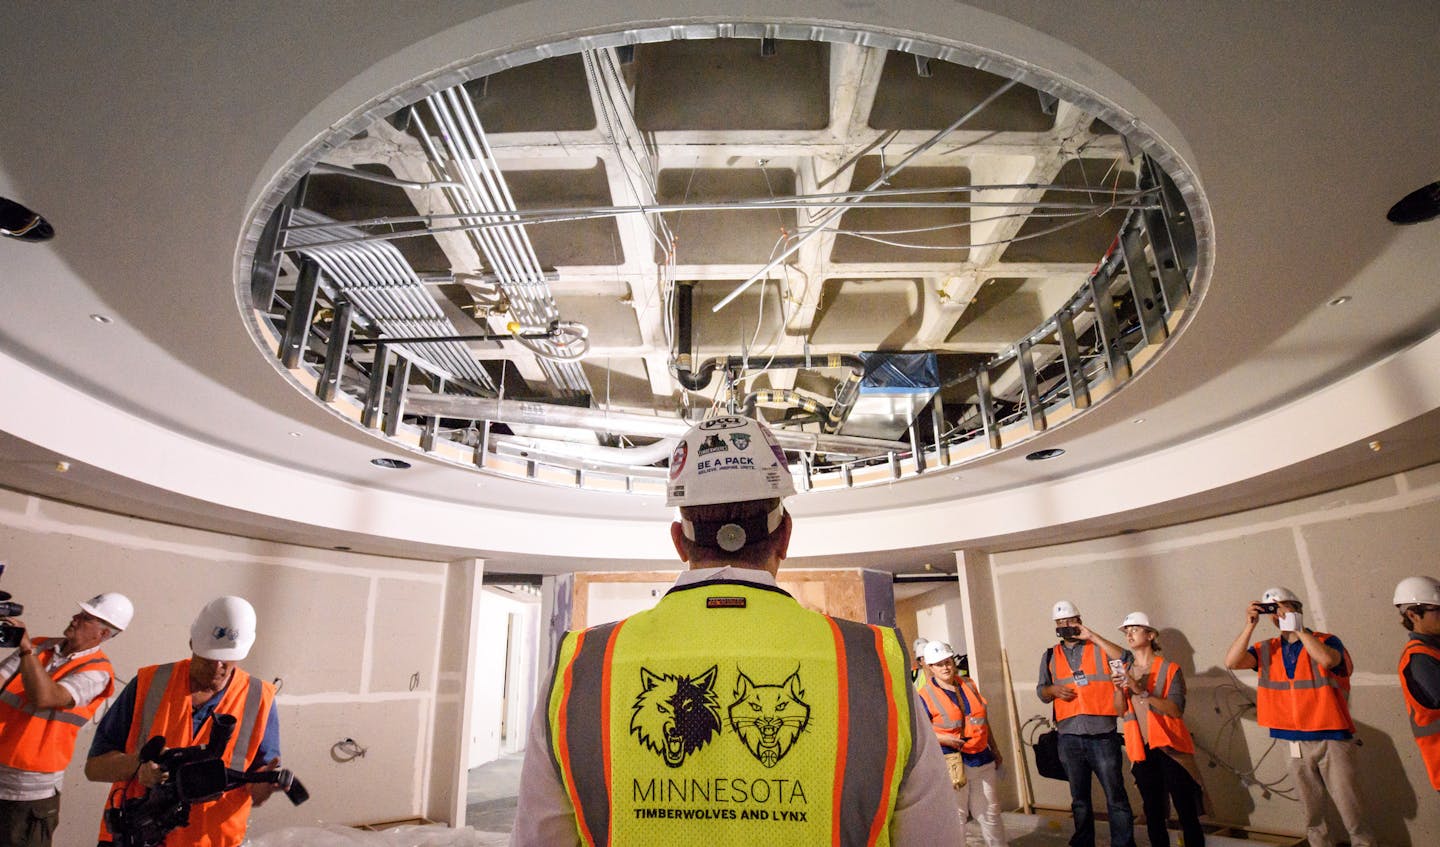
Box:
[0,563,25,649]
[105,713,308,847]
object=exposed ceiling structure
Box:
[1,2,1438,573]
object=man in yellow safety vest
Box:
[510,415,953,846]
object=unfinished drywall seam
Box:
[1290,525,1328,631]
[991,477,1440,575]
[360,577,379,694]
[0,496,446,583]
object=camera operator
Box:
[85,596,280,847]
[1224,586,1374,847]
[0,593,132,847]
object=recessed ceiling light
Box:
[1133,417,1146,424]
[1025,448,1066,461]
[288,431,301,438]
[1328,295,1351,307]
[371,457,411,469]
[1387,181,1440,225]
[90,314,113,324]
[1369,440,1383,453]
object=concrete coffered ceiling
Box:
[1,1,1438,571]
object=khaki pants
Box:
[1287,738,1375,847]
[0,793,60,847]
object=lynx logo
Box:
[729,433,751,450]
[631,666,722,768]
[729,670,810,768]
[698,434,728,456]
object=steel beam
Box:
[316,299,353,402]
[1056,310,1091,410]
[361,344,389,429]
[1120,223,1167,346]
[975,369,1002,451]
[1087,269,1131,384]
[1017,339,1047,432]
[279,260,322,369]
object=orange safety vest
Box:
[918,676,990,755]
[0,637,115,772]
[1119,657,1195,762]
[1049,643,1120,722]
[1253,633,1354,733]
[1398,638,1440,790]
[98,660,276,847]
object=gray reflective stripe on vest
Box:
[1051,643,1103,685]
[1255,646,1344,691]
[555,622,619,847]
[228,677,266,770]
[834,618,896,847]
[137,663,177,743]
[1411,712,1440,738]
[0,689,90,725]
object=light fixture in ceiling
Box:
[1328,295,1351,307]
[1386,182,1440,225]
[0,197,54,242]
[1025,448,1066,461]
[241,21,1207,499]
[89,314,113,325]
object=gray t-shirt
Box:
[1036,641,1131,736]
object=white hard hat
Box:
[1118,611,1155,632]
[190,596,257,661]
[912,637,929,658]
[78,593,134,631]
[1052,600,1080,620]
[923,641,957,665]
[668,415,796,552]
[1394,576,1440,608]
[1261,586,1301,605]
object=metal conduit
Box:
[416,88,592,396]
[286,209,496,388]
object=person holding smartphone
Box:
[1036,600,1134,847]
[1110,612,1204,847]
[1224,587,1373,847]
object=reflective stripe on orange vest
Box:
[98,660,275,847]
[0,637,115,772]
[1253,634,1354,733]
[1119,658,1195,762]
[1050,643,1120,721]
[1399,639,1440,790]
[918,677,990,755]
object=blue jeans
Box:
[1058,732,1134,847]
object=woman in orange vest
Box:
[1110,612,1203,847]
[1393,576,1440,792]
[917,641,1007,847]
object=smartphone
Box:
[1108,658,1125,676]
[1256,602,1279,614]
[1056,625,1081,639]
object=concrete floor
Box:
[459,751,1282,846]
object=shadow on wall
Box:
[1155,628,1259,825]
[1348,718,1416,847]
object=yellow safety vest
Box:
[547,579,913,847]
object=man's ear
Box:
[671,521,691,563]
[772,511,793,561]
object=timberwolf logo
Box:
[729,670,810,767]
[631,666,721,768]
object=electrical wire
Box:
[834,206,1110,251]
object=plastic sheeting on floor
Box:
[251,825,509,847]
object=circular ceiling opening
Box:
[0,196,54,243]
[1387,181,1440,225]
[242,22,1207,498]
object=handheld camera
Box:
[1056,625,1081,640]
[0,564,25,649]
[1256,602,1279,614]
[104,713,308,847]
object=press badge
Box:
[1073,670,1089,686]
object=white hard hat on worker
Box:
[190,596,258,661]
[78,592,134,631]
[667,415,796,553]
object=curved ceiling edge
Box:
[5,326,1438,562]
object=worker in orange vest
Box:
[0,593,132,847]
[1035,600,1134,847]
[85,596,281,847]
[917,640,1006,847]
[1393,576,1440,792]
[1224,587,1373,847]
[1109,612,1204,847]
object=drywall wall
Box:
[987,462,1440,844]
[0,489,459,846]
